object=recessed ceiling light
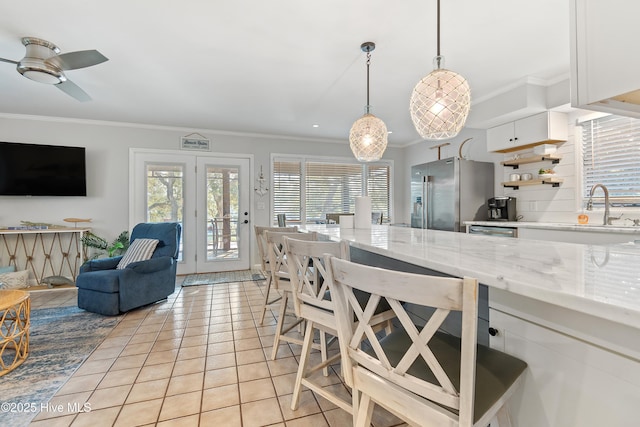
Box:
[312,124,319,128]
[388,131,393,134]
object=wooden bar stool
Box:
[283,237,396,413]
[253,225,297,325]
[264,230,317,360]
[327,257,528,427]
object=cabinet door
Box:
[486,122,514,152]
[572,0,640,114]
[514,111,548,146]
[490,308,640,426]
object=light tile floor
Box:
[27,279,405,427]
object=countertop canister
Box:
[354,196,372,229]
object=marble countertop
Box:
[302,224,640,330]
[464,221,640,234]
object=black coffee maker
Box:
[487,197,517,221]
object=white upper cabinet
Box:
[571,0,640,117]
[486,111,568,153]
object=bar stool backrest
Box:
[327,256,527,427]
[283,237,349,319]
[264,231,316,290]
[254,226,297,273]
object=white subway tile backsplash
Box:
[498,117,579,221]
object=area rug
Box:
[181,269,265,286]
[0,306,122,427]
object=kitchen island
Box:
[302,224,640,426]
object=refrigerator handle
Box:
[422,175,432,229]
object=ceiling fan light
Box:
[410,66,470,140]
[18,56,65,85]
[21,69,63,84]
[349,113,388,162]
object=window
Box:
[580,114,640,207]
[272,156,392,225]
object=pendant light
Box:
[350,42,388,162]
[409,0,470,140]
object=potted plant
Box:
[538,168,556,179]
[81,231,130,260]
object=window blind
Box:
[581,115,640,206]
[272,157,392,225]
[367,164,390,221]
[273,160,302,223]
[306,162,363,222]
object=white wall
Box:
[0,114,405,265]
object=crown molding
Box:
[0,112,347,145]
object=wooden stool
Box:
[0,289,30,376]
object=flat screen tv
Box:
[0,141,87,196]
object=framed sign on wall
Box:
[180,133,210,151]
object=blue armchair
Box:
[76,222,181,315]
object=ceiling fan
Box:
[0,37,108,102]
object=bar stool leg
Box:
[291,320,315,410]
[271,291,290,360]
[258,275,282,325]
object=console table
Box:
[0,228,89,286]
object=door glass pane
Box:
[206,166,239,261]
[146,163,184,261]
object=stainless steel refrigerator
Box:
[411,157,494,232]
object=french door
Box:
[130,150,252,275]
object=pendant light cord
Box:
[366,50,371,114]
[436,0,441,57]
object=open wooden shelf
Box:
[501,154,562,169]
[501,177,563,189]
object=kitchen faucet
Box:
[586,183,621,225]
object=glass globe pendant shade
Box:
[410,56,471,140]
[349,112,388,162]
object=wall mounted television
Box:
[0,141,87,196]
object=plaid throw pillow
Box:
[116,238,159,269]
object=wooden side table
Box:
[0,290,30,376]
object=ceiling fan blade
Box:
[47,50,108,70]
[0,57,19,65]
[56,80,91,102]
